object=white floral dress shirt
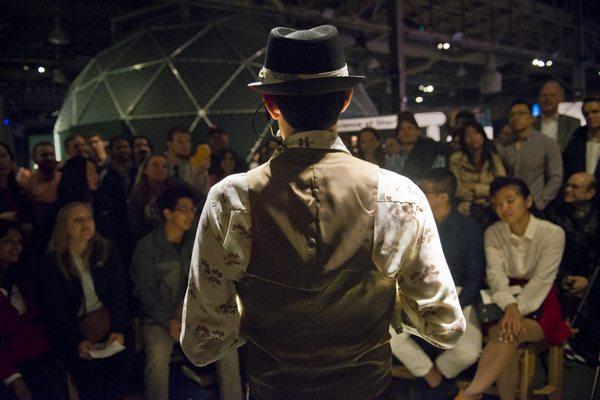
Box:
[181,130,466,367]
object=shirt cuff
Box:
[492,291,518,311]
[3,373,22,387]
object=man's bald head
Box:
[564,172,596,204]
[539,80,565,116]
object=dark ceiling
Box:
[1,0,599,125]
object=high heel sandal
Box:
[454,388,482,400]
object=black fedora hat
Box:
[247,25,364,95]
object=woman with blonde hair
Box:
[37,202,130,400]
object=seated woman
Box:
[57,155,116,242]
[209,148,245,186]
[37,202,130,400]
[457,178,571,400]
[449,122,506,226]
[0,220,69,400]
[356,127,385,166]
[128,155,184,241]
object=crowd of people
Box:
[352,82,600,400]
[0,76,599,400]
[0,126,247,400]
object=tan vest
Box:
[238,148,396,400]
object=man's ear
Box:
[162,209,172,220]
[262,95,281,120]
[340,90,353,113]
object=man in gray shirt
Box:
[497,100,563,210]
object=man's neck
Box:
[589,126,600,140]
[112,159,131,173]
[571,200,591,212]
[399,142,416,154]
[541,110,559,120]
[94,152,107,164]
[165,223,185,245]
[167,152,184,165]
[39,169,56,181]
[278,120,337,140]
[433,203,452,225]
[515,127,533,141]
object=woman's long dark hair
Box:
[458,122,498,170]
[57,156,92,206]
[356,127,386,166]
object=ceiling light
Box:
[443,42,451,50]
[546,60,553,67]
[426,85,434,92]
[532,59,539,66]
[418,85,424,91]
[22,65,30,71]
[437,43,444,50]
[415,96,423,103]
[37,66,46,73]
[49,15,70,45]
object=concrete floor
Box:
[391,358,597,399]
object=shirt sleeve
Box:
[374,170,465,350]
[181,176,249,366]
[516,226,565,315]
[540,138,563,210]
[485,226,518,310]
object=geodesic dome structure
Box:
[53,13,377,158]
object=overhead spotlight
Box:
[418,85,424,91]
[22,65,30,71]
[426,85,434,92]
[48,15,70,45]
[546,60,553,67]
[415,96,424,103]
[437,43,444,50]
[443,42,451,50]
[532,59,539,66]
[37,66,46,73]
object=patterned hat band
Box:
[257,64,349,84]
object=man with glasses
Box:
[391,168,484,400]
[564,95,600,183]
[497,100,563,211]
[547,172,600,364]
[131,186,197,400]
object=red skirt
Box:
[511,279,572,346]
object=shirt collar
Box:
[271,130,351,160]
[506,214,538,242]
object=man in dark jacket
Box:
[563,95,600,183]
[391,168,484,400]
[532,80,580,152]
[546,172,600,364]
[131,186,196,400]
[385,111,447,182]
